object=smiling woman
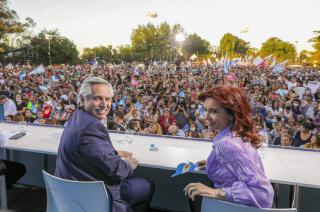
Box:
[184,85,274,212]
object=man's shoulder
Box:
[68,108,105,131]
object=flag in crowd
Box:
[224,51,229,73]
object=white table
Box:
[1,122,320,211]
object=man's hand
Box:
[118,150,133,158]
[126,157,139,170]
[183,183,226,201]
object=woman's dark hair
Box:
[301,119,314,131]
[272,99,279,111]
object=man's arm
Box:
[78,121,134,180]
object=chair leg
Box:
[0,175,8,209]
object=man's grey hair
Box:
[79,77,114,106]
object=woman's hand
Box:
[183,183,226,201]
[197,160,207,170]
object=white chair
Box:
[42,170,110,212]
[201,197,297,212]
[0,175,7,209]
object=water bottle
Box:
[149,144,159,152]
[260,128,269,159]
[261,128,269,148]
[0,131,6,147]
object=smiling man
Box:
[55,77,154,212]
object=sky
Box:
[9,0,320,52]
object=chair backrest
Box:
[201,197,297,212]
[42,170,110,212]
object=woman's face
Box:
[311,135,317,144]
[150,124,158,133]
[15,95,22,102]
[204,98,233,132]
[281,136,291,146]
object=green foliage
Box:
[117,45,133,62]
[130,22,184,61]
[81,45,113,62]
[30,30,79,65]
[259,37,297,62]
[0,0,36,52]
[309,31,320,65]
[219,33,250,58]
[182,33,210,57]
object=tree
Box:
[30,30,79,65]
[182,33,210,58]
[219,33,250,59]
[117,45,133,62]
[0,0,35,49]
[309,31,320,66]
[299,50,312,65]
[259,37,297,63]
[130,22,184,61]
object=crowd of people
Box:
[0,61,320,149]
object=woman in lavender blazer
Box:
[184,85,274,211]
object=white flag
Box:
[253,56,263,66]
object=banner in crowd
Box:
[29,65,45,75]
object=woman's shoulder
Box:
[214,135,244,153]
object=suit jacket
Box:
[55,108,133,210]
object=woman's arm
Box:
[215,141,274,208]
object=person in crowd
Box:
[158,108,175,134]
[22,108,34,123]
[142,122,163,135]
[184,85,274,211]
[142,99,159,126]
[293,119,314,147]
[280,133,292,146]
[172,97,190,131]
[124,105,142,122]
[55,77,154,212]
[304,134,320,149]
[113,110,127,132]
[0,95,17,118]
[270,99,283,116]
[52,102,69,126]
[14,94,27,114]
[186,121,201,138]
[128,119,143,133]
[269,121,283,145]
[167,122,186,137]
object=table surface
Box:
[1,122,320,188]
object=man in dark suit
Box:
[55,77,154,212]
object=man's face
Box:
[84,84,113,120]
[0,98,7,104]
